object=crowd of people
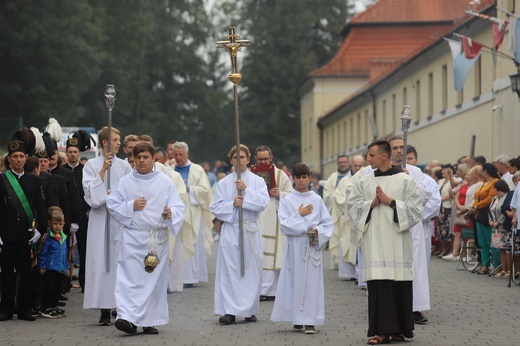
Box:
[1,121,518,344]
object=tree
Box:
[0,0,103,128]
[237,0,354,165]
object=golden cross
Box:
[216,26,250,76]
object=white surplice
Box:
[82,154,131,309]
[271,190,333,326]
[422,173,441,268]
[107,165,184,327]
[258,166,292,296]
[329,176,357,279]
[153,163,191,293]
[346,167,422,282]
[175,162,213,284]
[210,170,269,318]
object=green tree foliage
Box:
[0,0,103,128]
[0,0,355,165]
[237,0,354,165]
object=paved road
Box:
[3,246,520,346]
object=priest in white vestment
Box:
[210,144,269,324]
[108,143,184,334]
[173,142,214,287]
[253,145,292,300]
[271,163,333,334]
[347,140,422,344]
[82,127,132,325]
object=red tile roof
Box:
[309,0,494,79]
[351,0,472,24]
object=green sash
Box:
[4,171,34,222]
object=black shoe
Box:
[218,314,235,324]
[260,295,275,301]
[183,283,194,288]
[99,310,111,326]
[30,308,40,317]
[115,319,137,334]
[143,326,159,334]
[111,310,117,317]
[304,325,316,334]
[245,315,257,323]
[0,313,13,321]
[17,313,36,321]
[59,294,68,301]
[57,301,66,306]
[293,325,303,332]
[413,311,428,324]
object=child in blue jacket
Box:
[37,207,70,318]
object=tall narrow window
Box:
[392,94,396,132]
[331,127,335,157]
[382,99,386,135]
[457,87,463,105]
[428,73,433,117]
[357,113,361,147]
[403,87,407,106]
[350,118,354,148]
[337,124,341,153]
[343,121,347,151]
[474,57,481,97]
[415,80,421,122]
[442,64,448,111]
[365,109,369,145]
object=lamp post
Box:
[509,71,520,101]
[400,105,412,169]
[103,84,116,272]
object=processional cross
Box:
[216,26,250,277]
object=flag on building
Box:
[446,38,482,92]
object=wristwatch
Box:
[390,200,396,208]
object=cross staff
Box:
[104,84,116,272]
[400,105,411,169]
[216,26,250,277]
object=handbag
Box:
[454,213,469,227]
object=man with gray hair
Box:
[495,154,514,190]
[173,142,214,288]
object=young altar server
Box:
[271,163,333,334]
[107,142,184,335]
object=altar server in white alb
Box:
[107,142,184,335]
[210,144,269,325]
[387,135,432,325]
[82,127,132,326]
[271,163,333,335]
[347,139,422,345]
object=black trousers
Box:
[0,241,32,315]
[367,280,414,338]
[42,270,65,309]
[76,209,89,290]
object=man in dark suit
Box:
[0,141,47,321]
[61,137,89,291]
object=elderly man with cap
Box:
[0,140,47,321]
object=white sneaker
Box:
[442,254,457,261]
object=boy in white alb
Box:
[271,163,333,334]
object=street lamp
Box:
[509,71,520,101]
[400,105,412,169]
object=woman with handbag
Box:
[489,180,511,277]
[469,163,500,275]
